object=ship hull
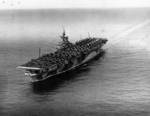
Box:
[32,48,105,84]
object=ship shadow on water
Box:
[32,50,106,94]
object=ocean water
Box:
[0,8,150,116]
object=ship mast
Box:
[39,47,41,57]
[88,32,91,38]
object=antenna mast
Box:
[39,47,41,57]
[88,32,90,38]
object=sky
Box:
[0,0,150,9]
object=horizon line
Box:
[0,6,150,11]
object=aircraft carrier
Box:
[17,30,108,83]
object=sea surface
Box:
[0,8,150,116]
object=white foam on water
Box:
[105,19,150,49]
